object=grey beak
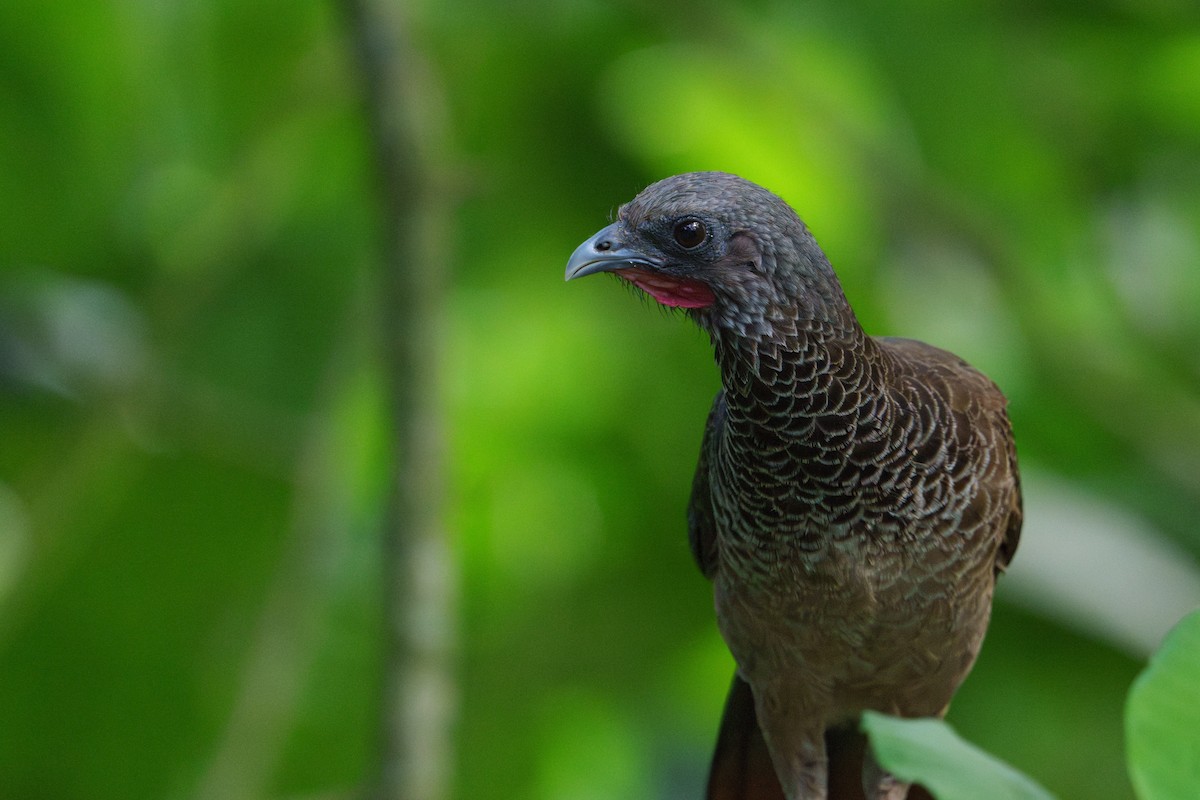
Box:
[565,222,660,281]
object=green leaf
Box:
[1126,608,1200,800]
[861,712,1056,800]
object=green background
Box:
[2,0,1199,798]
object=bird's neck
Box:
[708,301,883,417]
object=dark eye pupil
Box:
[673,219,706,249]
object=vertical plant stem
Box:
[339,2,456,799]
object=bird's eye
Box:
[672,218,707,250]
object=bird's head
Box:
[565,172,849,337]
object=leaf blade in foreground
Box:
[1126,608,1200,800]
[862,712,1056,800]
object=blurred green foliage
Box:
[2,0,1200,799]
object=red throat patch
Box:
[617,267,715,309]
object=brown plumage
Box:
[566,172,1021,800]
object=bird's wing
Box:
[876,335,1022,577]
[995,436,1022,574]
[688,390,726,579]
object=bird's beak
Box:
[565,223,661,281]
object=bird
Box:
[564,172,1021,800]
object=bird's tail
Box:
[704,673,932,800]
[706,673,785,800]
